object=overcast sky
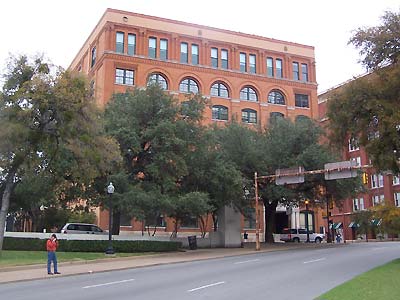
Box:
[0,0,398,92]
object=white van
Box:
[60,223,106,234]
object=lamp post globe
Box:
[105,182,115,255]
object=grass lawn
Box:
[316,259,400,300]
[0,250,154,267]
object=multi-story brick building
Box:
[318,79,400,241]
[70,8,322,237]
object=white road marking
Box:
[82,279,136,289]
[371,247,386,251]
[234,259,260,265]
[188,281,225,292]
[303,258,326,264]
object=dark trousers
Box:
[47,251,58,273]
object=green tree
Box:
[371,203,400,239]
[218,118,361,243]
[0,55,121,251]
[352,209,374,241]
[103,85,213,230]
[327,10,400,173]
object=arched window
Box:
[295,115,310,123]
[242,109,257,124]
[210,82,229,98]
[212,105,228,121]
[148,73,168,90]
[268,90,285,105]
[270,112,284,124]
[240,86,258,101]
[179,77,199,94]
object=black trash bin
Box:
[188,235,197,250]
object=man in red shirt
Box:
[46,234,60,275]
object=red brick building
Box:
[70,8,322,237]
[318,80,400,241]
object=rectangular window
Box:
[371,174,384,188]
[221,49,228,69]
[267,57,274,77]
[350,156,361,167]
[393,175,400,185]
[116,32,124,53]
[191,44,199,65]
[353,198,365,211]
[249,54,256,73]
[276,59,283,78]
[240,53,247,72]
[115,68,134,85]
[127,34,136,55]
[211,47,218,68]
[359,198,364,210]
[148,37,157,58]
[395,192,400,207]
[348,137,360,151]
[373,194,384,205]
[160,39,168,60]
[180,42,188,63]
[91,47,96,68]
[293,62,299,80]
[295,94,309,108]
[301,63,308,81]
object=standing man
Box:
[46,234,60,275]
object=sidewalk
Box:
[0,243,339,284]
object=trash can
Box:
[188,235,197,250]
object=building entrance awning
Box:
[330,222,342,230]
[348,222,359,228]
[371,219,382,226]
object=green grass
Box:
[316,259,400,300]
[0,250,154,267]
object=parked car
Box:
[280,228,325,243]
[60,223,106,234]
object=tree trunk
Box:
[264,201,278,243]
[212,213,218,232]
[0,167,18,252]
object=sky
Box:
[0,0,399,93]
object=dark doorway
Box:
[275,212,289,233]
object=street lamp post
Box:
[254,172,261,251]
[305,199,310,243]
[105,182,115,255]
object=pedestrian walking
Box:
[46,234,60,275]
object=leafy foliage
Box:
[0,55,121,251]
[328,10,400,172]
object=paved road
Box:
[1,242,399,300]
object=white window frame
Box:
[372,194,384,206]
[350,156,361,167]
[393,175,400,185]
[394,192,400,207]
[348,137,360,152]
[371,174,384,188]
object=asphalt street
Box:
[1,242,399,300]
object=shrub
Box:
[3,237,181,252]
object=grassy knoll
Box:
[317,259,400,300]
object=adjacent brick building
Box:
[318,79,400,241]
[70,8,322,237]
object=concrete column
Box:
[217,205,242,247]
